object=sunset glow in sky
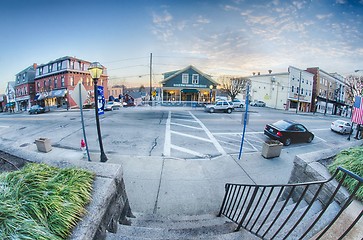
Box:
[1,0,363,91]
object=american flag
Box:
[352,96,363,124]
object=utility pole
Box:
[150,53,152,105]
[324,81,329,115]
[296,71,302,114]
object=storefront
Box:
[35,89,67,108]
[160,66,218,106]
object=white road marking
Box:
[217,139,241,148]
[217,135,241,142]
[170,122,203,130]
[171,144,207,158]
[189,111,227,155]
[163,111,171,157]
[170,130,213,142]
[173,118,198,123]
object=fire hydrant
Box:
[80,139,87,159]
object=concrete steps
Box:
[105,213,260,240]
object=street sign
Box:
[70,82,88,107]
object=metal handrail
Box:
[218,167,362,240]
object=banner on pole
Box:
[352,96,363,124]
[97,86,105,115]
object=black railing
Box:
[218,167,362,240]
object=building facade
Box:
[306,67,346,115]
[160,65,219,105]
[5,81,16,112]
[34,56,109,109]
[245,67,313,112]
[14,65,36,111]
[288,66,314,112]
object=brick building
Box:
[34,56,108,109]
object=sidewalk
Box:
[1,136,361,217]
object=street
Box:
[0,106,352,160]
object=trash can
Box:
[35,138,52,153]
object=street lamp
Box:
[88,62,108,162]
[209,85,213,103]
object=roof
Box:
[160,65,218,85]
[36,56,93,68]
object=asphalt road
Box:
[0,106,352,160]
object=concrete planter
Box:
[261,140,283,159]
[35,138,52,153]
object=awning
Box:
[181,89,199,93]
[6,102,15,107]
[50,89,66,98]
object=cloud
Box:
[335,0,347,4]
[223,5,240,11]
[151,10,175,41]
[316,13,333,20]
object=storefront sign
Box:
[173,84,207,88]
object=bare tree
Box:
[345,74,363,104]
[219,76,250,100]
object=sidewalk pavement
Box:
[1,129,361,217]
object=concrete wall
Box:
[287,140,362,207]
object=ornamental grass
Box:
[0,163,94,239]
[328,146,363,201]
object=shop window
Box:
[182,73,189,84]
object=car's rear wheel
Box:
[227,108,232,114]
[209,108,215,113]
[240,104,243,108]
[307,135,314,143]
[284,138,291,146]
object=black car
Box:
[29,105,46,114]
[264,120,314,146]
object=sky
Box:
[1,0,363,93]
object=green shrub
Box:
[328,146,363,201]
[0,163,95,239]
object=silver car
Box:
[204,100,234,114]
[330,120,352,134]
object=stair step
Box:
[261,200,324,239]
[106,221,237,239]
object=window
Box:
[61,76,65,87]
[48,79,52,89]
[23,73,26,82]
[301,88,303,94]
[39,68,43,75]
[54,78,57,88]
[70,60,74,69]
[48,64,52,73]
[44,80,47,89]
[291,86,294,92]
[57,62,62,71]
[297,87,299,93]
[182,73,189,84]
[70,77,74,86]
[37,82,40,91]
[192,74,199,84]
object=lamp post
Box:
[88,62,108,162]
[209,85,213,103]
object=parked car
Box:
[229,99,244,108]
[204,100,234,114]
[250,100,266,107]
[29,105,46,114]
[330,120,352,134]
[264,120,314,146]
[105,101,122,111]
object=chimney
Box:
[33,63,37,70]
[268,70,272,74]
[253,72,256,76]
[258,72,260,75]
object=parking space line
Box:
[189,111,227,155]
[217,139,241,148]
[171,122,203,130]
[170,130,213,142]
[171,144,207,158]
[174,118,198,123]
[217,135,241,143]
[163,111,171,157]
